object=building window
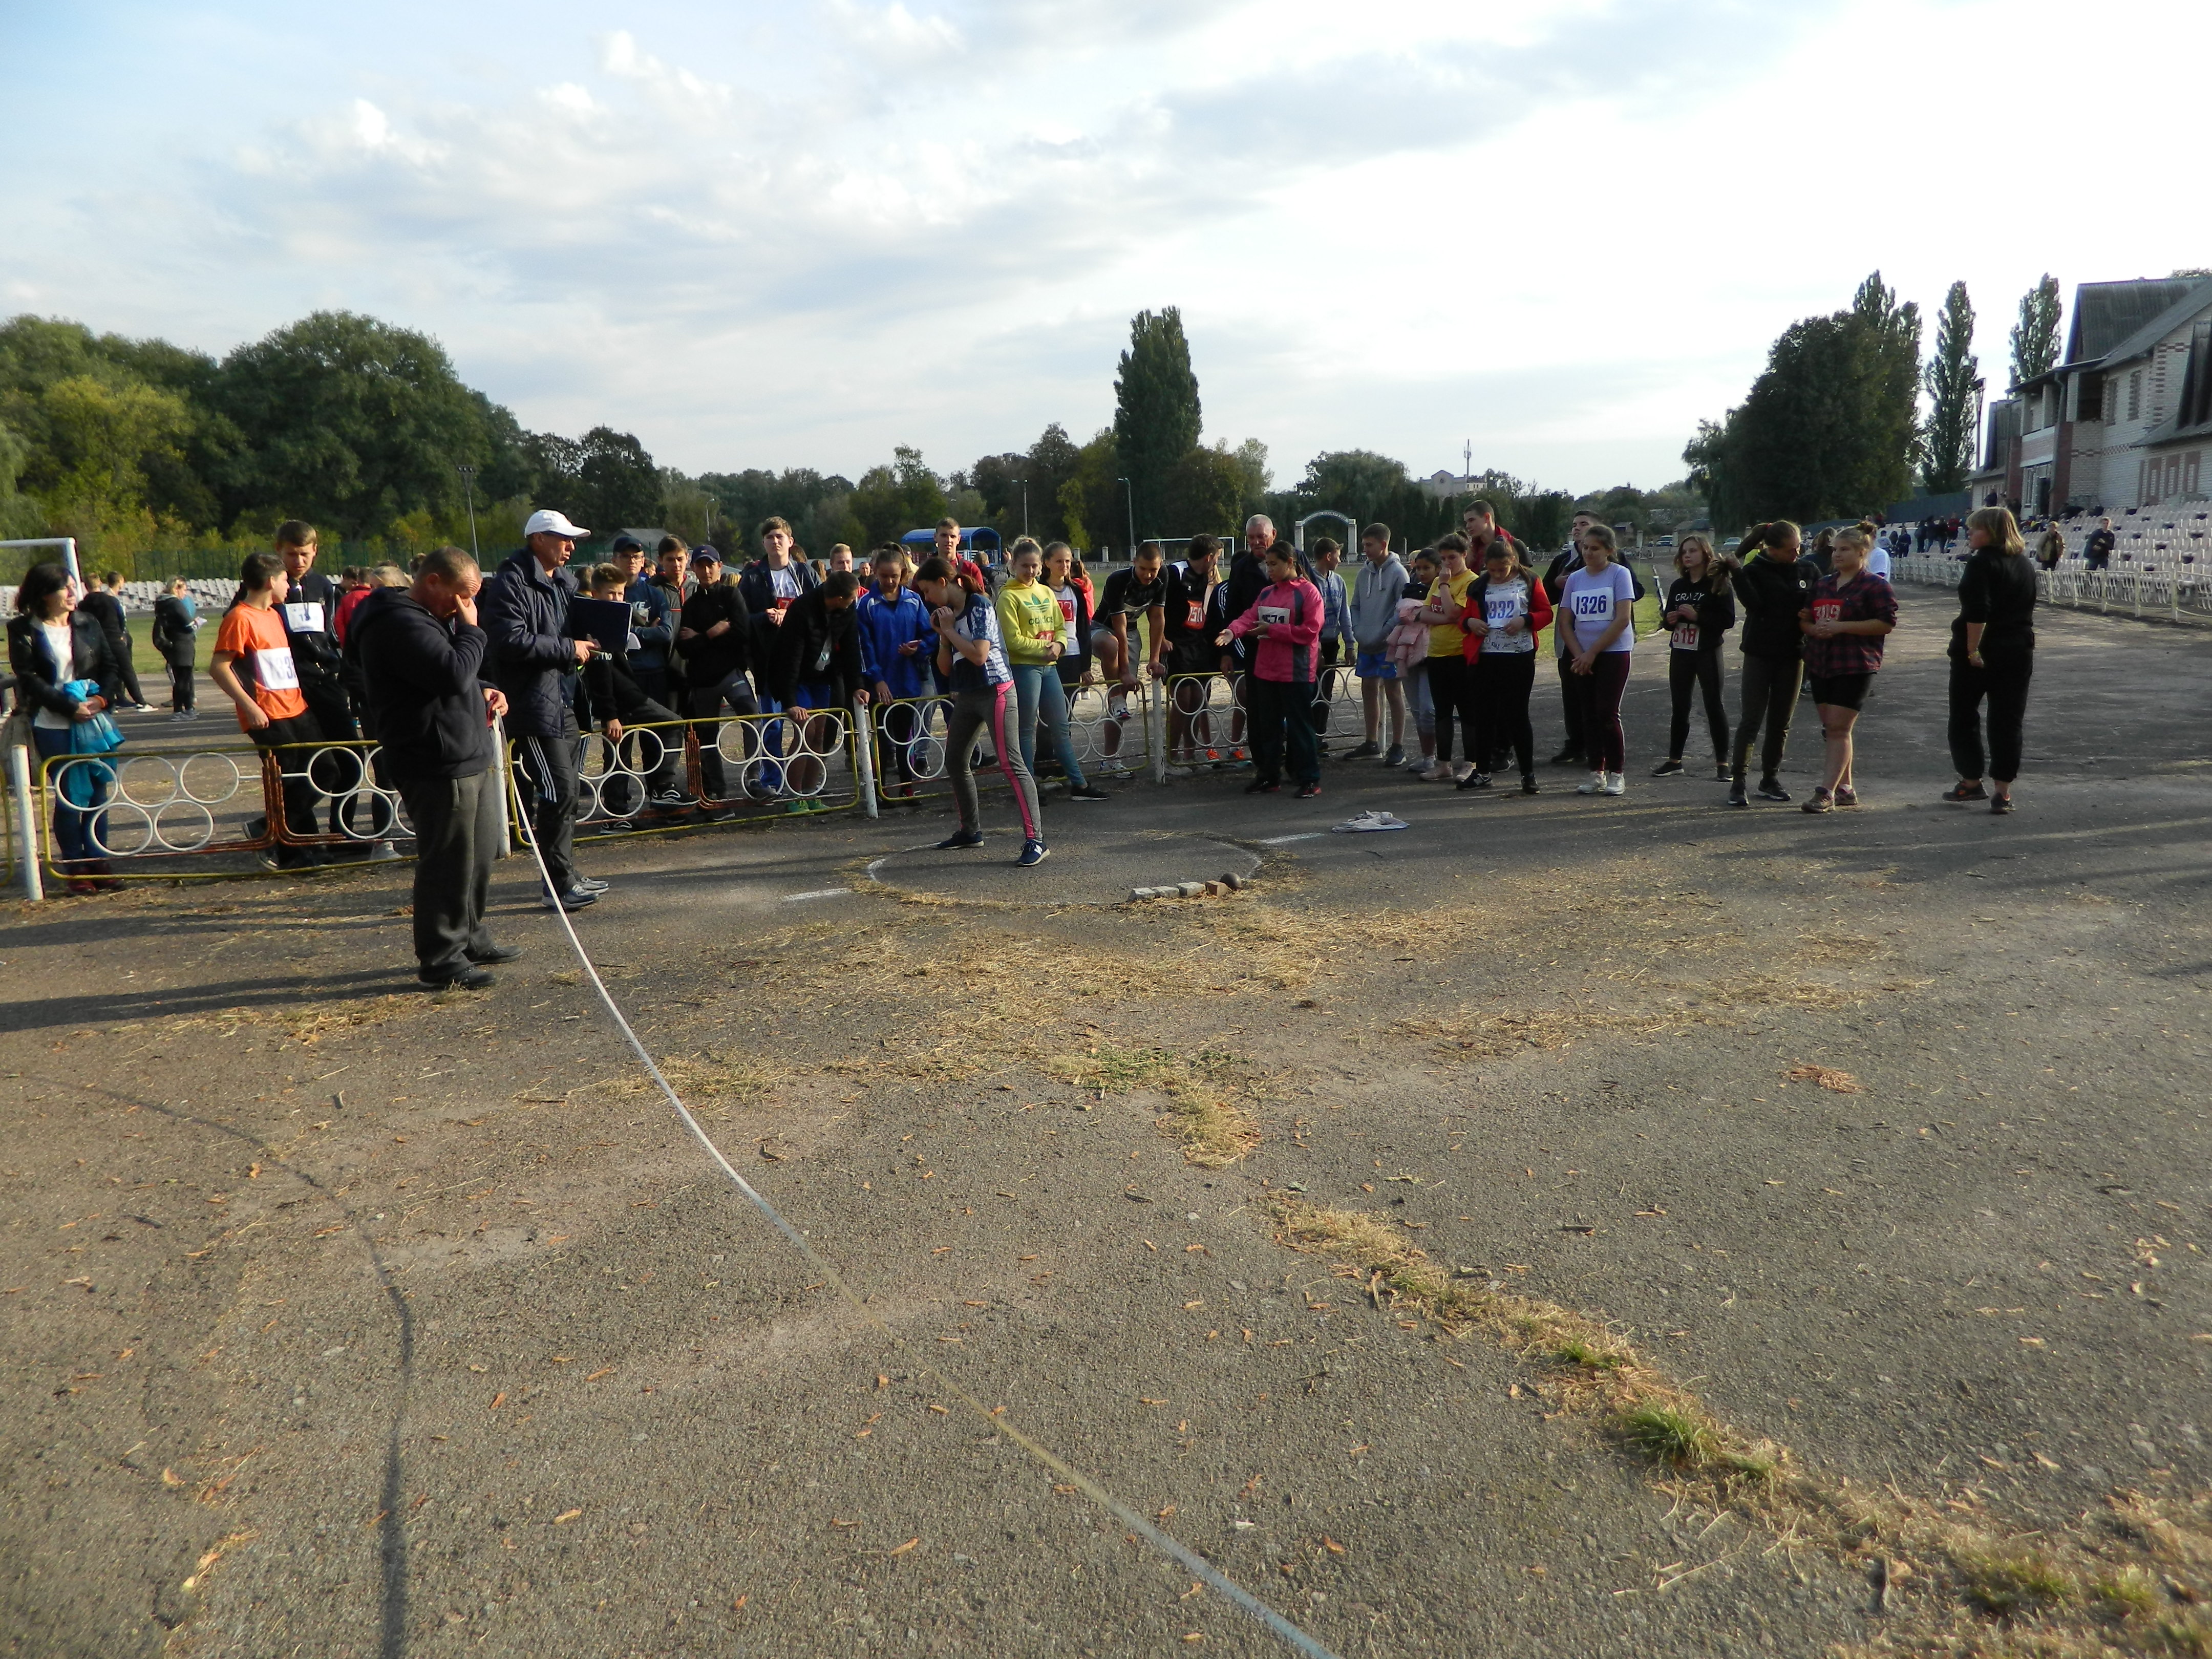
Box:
[2186,452,2201,497]
[2129,370,2143,421]
[2107,378,2121,422]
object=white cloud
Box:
[5,0,2209,494]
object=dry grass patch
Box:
[1786,1063,1865,1093]
[1269,1197,1775,1476]
[580,1049,788,1111]
[1268,1199,2212,1659]
[1045,1047,1259,1167]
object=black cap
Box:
[610,535,644,554]
[689,544,721,566]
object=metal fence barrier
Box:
[26,738,414,885]
[557,710,864,843]
[1895,553,2212,625]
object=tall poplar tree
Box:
[2009,274,2062,388]
[1921,281,1979,494]
[1111,308,1200,540]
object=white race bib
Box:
[1257,605,1290,626]
[1571,590,1613,622]
[1671,623,1699,650]
[254,646,300,692]
[1484,594,1523,629]
[282,601,325,634]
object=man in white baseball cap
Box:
[522,508,590,541]
[480,507,603,909]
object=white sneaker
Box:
[1601,772,1625,796]
[1576,772,1605,795]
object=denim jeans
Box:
[1009,662,1086,787]
[33,724,112,864]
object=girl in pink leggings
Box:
[915,557,1047,868]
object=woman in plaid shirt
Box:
[1798,526,1898,813]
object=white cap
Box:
[523,508,590,540]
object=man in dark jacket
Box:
[478,508,601,910]
[1723,527,1821,806]
[79,572,151,709]
[676,546,759,807]
[353,547,519,989]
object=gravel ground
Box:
[3,587,2207,1659]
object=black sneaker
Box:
[1244,780,1280,794]
[1547,748,1583,767]
[1345,740,1381,760]
[1016,840,1050,868]
[541,886,598,911]
[1727,781,1749,807]
[1650,759,1684,777]
[1755,779,1792,803]
[1382,745,1405,767]
[419,965,496,991]
[1067,784,1109,801]
[1296,781,1321,799]
[1941,782,1988,803]
[1455,772,1493,791]
[935,829,985,849]
[467,944,524,965]
[1520,775,1540,795]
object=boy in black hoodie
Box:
[579,564,686,817]
[767,573,865,811]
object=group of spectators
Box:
[6,493,2045,983]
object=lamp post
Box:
[1117,476,1137,558]
[1011,480,1028,541]
[455,464,481,561]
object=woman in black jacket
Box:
[150,578,201,718]
[1652,534,1734,778]
[1944,506,2038,815]
[6,563,125,894]
[1721,521,1820,806]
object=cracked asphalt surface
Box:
[3,586,2207,1657]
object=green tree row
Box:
[0,310,667,572]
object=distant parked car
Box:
[1653,534,1676,548]
[1720,536,1742,551]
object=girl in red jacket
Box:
[1220,543,1325,797]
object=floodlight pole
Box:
[1012,480,1028,541]
[1118,477,1136,557]
[456,465,481,561]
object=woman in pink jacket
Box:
[1220,542,1325,797]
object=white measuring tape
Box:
[506,786,1342,1658]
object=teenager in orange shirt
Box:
[211,551,327,870]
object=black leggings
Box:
[1428,655,1479,765]
[166,662,195,713]
[1667,649,1728,761]
[1473,651,1537,777]
[1733,655,1802,783]
[1574,652,1631,772]
[1947,654,2032,783]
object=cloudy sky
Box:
[7,0,2207,495]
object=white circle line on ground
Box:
[1257,832,1327,844]
[783,888,854,902]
